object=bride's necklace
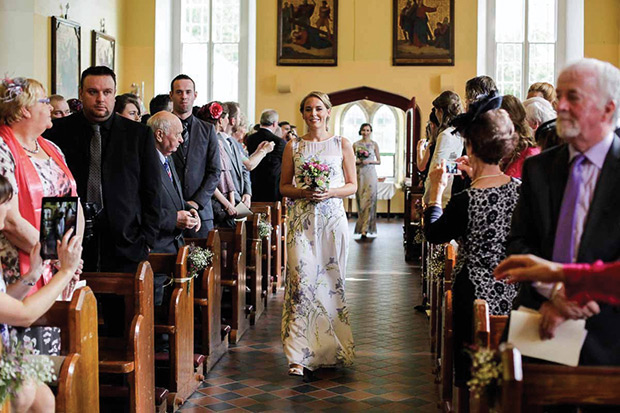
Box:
[470,172,505,187]
[21,140,40,155]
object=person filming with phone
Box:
[423,92,521,393]
[423,91,464,207]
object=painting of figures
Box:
[92,31,115,70]
[277,0,338,66]
[393,0,454,66]
[51,17,81,98]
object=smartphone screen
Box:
[445,161,461,175]
[40,196,79,260]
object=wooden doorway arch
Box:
[327,86,423,261]
[327,86,422,182]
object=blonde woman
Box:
[280,91,357,378]
[353,123,380,238]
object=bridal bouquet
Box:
[298,158,330,192]
[355,147,370,160]
[187,243,213,279]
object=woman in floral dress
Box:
[353,123,380,238]
[0,77,83,355]
[280,91,357,377]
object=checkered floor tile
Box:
[180,219,439,412]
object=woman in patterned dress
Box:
[423,93,521,389]
[280,91,357,378]
[0,77,84,355]
[353,123,380,238]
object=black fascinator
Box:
[450,91,503,135]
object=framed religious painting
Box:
[51,16,81,98]
[277,0,338,66]
[393,0,455,66]
[91,30,115,70]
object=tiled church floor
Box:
[180,219,439,412]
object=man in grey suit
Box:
[169,74,221,237]
[222,101,252,207]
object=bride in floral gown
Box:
[280,91,357,377]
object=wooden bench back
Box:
[473,299,508,350]
[148,246,198,407]
[81,262,155,412]
[252,201,282,290]
[500,343,620,411]
[440,289,454,411]
[30,287,99,413]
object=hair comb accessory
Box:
[450,90,503,135]
[0,76,26,103]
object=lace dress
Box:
[424,179,521,386]
[353,140,378,235]
[0,139,72,355]
[282,136,355,371]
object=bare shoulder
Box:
[340,136,354,149]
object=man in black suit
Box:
[147,111,200,253]
[169,74,220,237]
[246,109,286,202]
[44,66,161,273]
[507,58,620,366]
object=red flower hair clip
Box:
[209,102,223,120]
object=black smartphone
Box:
[39,197,79,260]
[445,161,461,175]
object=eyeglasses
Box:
[38,98,50,104]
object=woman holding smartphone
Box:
[424,92,520,393]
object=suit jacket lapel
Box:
[578,135,620,260]
[160,160,184,210]
[225,137,243,178]
[548,144,570,235]
[169,157,185,204]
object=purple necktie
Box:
[552,154,587,263]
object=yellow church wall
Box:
[584,0,620,66]
[256,0,479,214]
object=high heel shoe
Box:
[288,364,303,376]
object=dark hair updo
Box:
[359,123,373,135]
[0,175,14,205]
[450,92,516,165]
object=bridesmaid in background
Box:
[353,123,380,238]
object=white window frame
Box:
[155,0,255,120]
[477,0,583,96]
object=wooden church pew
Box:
[81,262,155,413]
[499,343,620,412]
[186,231,229,372]
[470,299,509,413]
[252,201,283,293]
[30,286,99,413]
[218,221,250,343]
[250,205,272,309]
[147,246,203,411]
[245,213,265,324]
[439,244,455,412]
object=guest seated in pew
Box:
[424,92,520,388]
[197,102,239,229]
[147,111,200,306]
[0,76,84,355]
[495,255,619,307]
[506,59,620,361]
[0,175,82,413]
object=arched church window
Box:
[341,104,367,144]
[371,105,397,178]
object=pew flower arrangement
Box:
[466,345,503,409]
[258,214,273,239]
[298,157,330,192]
[187,244,214,279]
[0,334,56,403]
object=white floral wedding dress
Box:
[282,136,355,371]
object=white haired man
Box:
[507,58,620,368]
